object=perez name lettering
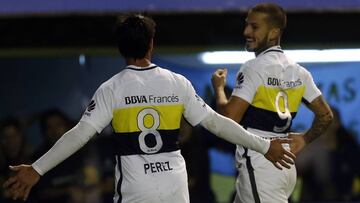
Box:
[144,161,173,174]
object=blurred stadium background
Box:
[0,0,359,203]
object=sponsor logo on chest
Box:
[267,77,303,88]
[125,95,147,104]
[125,94,179,105]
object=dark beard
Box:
[253,37,271,56]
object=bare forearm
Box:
[304,111,333,144]
[211,69,229,114]
[214,88,228,115]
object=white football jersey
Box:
[232,46,321,203]
[81,64,211,203]
[233,46,321,137]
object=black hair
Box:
[115,14,156,59]
[250,3,287,31]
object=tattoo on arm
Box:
[304,111,333,144]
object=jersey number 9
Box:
[273,91,292,132]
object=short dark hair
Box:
[250,3,287,31]
[115,14,156,59]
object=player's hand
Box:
[264,139,295,170]
[3,165,40,201]
[211,69,228,91]
[287,132,306,155]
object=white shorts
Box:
[233,146,296,203]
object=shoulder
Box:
[240,59,262,76]
[243,54,273,69]
[158,66,191,85]
[95,73,123,95]
[242,58,257,69]
[257,53,279,67]
[296,64,313,78]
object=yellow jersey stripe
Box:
[252,85,305,113]
[112,104,184,133]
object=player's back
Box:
[82,63,210,203]
[232,46,316,203]
[107,64,191,203]
[239,47,311,138]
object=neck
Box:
[126,58,151,67]
[255,42,280,56]
[255,46,270,56]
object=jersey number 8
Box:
[137,108,163,154]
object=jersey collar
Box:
[257,46,283,57]
[125,63,158,71]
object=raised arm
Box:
[211,69,250,123]
[2,121,97,201]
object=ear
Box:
[269,28,280,41]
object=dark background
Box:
[1,12,359,50]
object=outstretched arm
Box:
[289,95,333,155]
[200,109,295,170]
[2,121,97,201]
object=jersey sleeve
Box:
[231,64,260,103]
[182,78,212,126]
[80,84,114,133]
[302,69,322,103]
